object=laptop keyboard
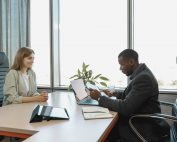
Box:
[80,97,97,104]
[83,99,93,103]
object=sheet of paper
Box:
[50,108,69,119]
[83,112,113,120]
[86,82,100,91]
[82,106,109,113]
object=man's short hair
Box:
[118,49,138,62]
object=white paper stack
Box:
[82,106,113,120]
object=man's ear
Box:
[128,59,135,66]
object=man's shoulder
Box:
[133,69,158,87]
[136,70,151,79]
[133,70,156,85]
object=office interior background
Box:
[0,0,177,98]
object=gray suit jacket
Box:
[3,69,39,105]
[99,64,165,141]
[99,63,161,116]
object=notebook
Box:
[30,105,69,123]
[71,79,98,106]
[82,106,113,120]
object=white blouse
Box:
[22,74,29,93]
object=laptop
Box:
[71,79,99,106]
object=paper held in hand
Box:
[82,106,113,120]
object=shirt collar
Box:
[129,63,147,80]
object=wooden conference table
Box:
[0,91,118,142]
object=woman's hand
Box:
[22,91,48,103]
[36,91,48,102]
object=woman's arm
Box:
[3,70,48,105]
[22,94,48,103]
[3,70,23,105]
[29,70,48,102]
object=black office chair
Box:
[0,52,9,107]
[129,100,177,142]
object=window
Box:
[31,0,51,86]
[52,0,60,87]
[53,0,127,88]
[134,0,177,90]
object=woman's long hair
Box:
[11,47,34,70]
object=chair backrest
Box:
[171,100,177,142]
[129,99,177,142]
[0,52,9,106]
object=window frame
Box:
[39,0,177,94]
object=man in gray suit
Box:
[90,49,169,142]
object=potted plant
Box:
[69,62,109,90]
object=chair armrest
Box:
[160,101,174,107]
[129,113,177,142]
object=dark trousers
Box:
[107,117,139,142]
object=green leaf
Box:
[69,75,78,79]
[94,74,102,79]
[82,62,86,72]
[100,82,108,87]
[78,69,81,77]
[85,65,89,69]
[82,62,89,73]
[99,76,109,81]
[88,70,93,78]
[85,71,88,78]
[89,81,96,85]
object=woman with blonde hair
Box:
[3,47,48,105]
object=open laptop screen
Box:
[71,79,88,100]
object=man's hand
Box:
[102,89,112,97]
[89,89,101,100]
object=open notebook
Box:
[30,105,69,123]
[82,106,113,120]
